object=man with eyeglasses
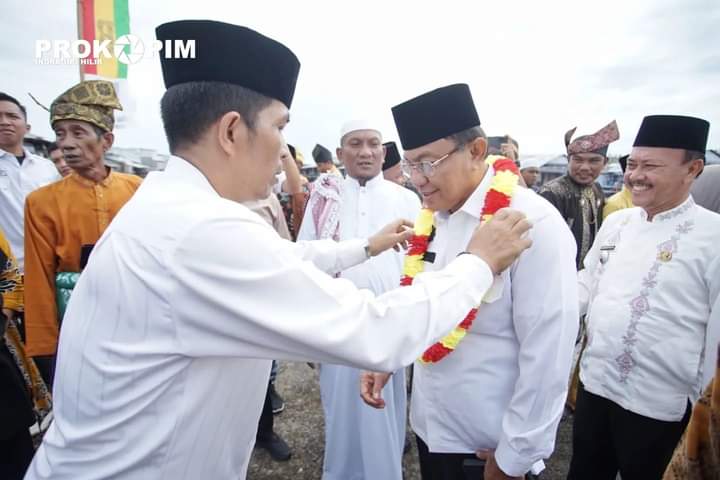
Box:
[298,120,420,480]
[361,84,578,480]
[539,121,620,269]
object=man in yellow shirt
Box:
[24,81,141,385]
[603,154,634,220]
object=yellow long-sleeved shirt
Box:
[0,227,23,311]
[24,170,141,356]
[602,186,634,220]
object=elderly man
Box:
[568,115,720,480]
[23,81,141,384]
[540,121,619,268]
[0,93,59,275]
[24,21,532,480]
[362,84,578,480]
[298,120,420,480]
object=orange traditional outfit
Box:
[24,171,141,356]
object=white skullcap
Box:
[519,156,549,171]
[340,119,382,139]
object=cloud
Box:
[2,0,718,159]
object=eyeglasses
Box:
[400,146,460,178]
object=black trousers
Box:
[416,435,539,480]
[0,426,34,480]
[256,382,274,441]
[33,355,56,390]
[567,383,692,480]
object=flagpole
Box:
[77,0,85,81]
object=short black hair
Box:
[48,142,60,153]
[685,149,705,163]
[448,126,487,148]
[160,81,273,152]
[0,92,27,120]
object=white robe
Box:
[579,196,720,421]
[26,156,493,480]
[298,174,421,480]
[410,170,579,477]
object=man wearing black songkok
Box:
[24,20,533,480]
[569,115,720,480]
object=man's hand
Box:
[500,141,518,162]
[360,371,392,408]
[476,450,523,480]
[2,308,14,322]
[367,219,414,257]
[466,208,532,275]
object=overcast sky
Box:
[2,0,719,162]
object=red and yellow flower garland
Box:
[400,155,521,364]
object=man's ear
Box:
[336,147,344,165]
[688,158,704,180]
[102,131,115,151]
[216,111,245,157]
[470,136,488,161]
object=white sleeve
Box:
[292,189,367,274]
[701,254,720,388]
[169,216,495,373]
[291,238,367,275]
[578,217,609,316]
[494,215,579,477]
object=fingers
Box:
[397,218,414,230]
[491,209,528,231]
[476,449,491,460]
[510,218,532,236]
[360,373,385,409]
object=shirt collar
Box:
[160,155,218,194]
[344,173,384,191]
[0,147,34,162]
[639,195,696,223]
[447,164,494,221]
[69,167,114,188]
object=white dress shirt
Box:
[579,196,720,422]
[0,148,59,271]
[26,156,497,480]
[410,171,579,477]
[299,174,421,480]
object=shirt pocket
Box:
[0,170,10,191]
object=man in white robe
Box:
[24,21,533,480]
[298,120,421,480]
[363,84,579,480]
[568,115,720,480]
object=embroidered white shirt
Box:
[579,196,720,421]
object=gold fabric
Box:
[50,80,123,132]
[664,355,720,479]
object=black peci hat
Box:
[156,20,301,108]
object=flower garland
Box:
[400,155,521,364]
